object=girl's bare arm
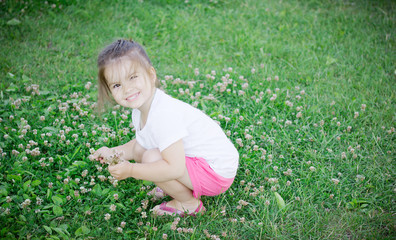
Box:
[129,139,186,182]
[112,138,141,161]
[108,139,186,182]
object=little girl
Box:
[93,39,239,216]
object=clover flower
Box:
[36,197,43,205]
[120,221,126,228]
[3,208,10,215]
[21,199,31,208]
[98,150,125,166]
[110,204,116,212]
[268,178,278,184]
[283,169,292,176]
[356,175,365,182]
[85,82,92,90]
[331,178,340,185]
[81,170,88,177]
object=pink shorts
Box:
[185,156,235,198]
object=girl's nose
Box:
[124,81,134,93]
[124,87,133,95]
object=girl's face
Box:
[104,58,156,113]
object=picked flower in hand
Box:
[102,150,125,166]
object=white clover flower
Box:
[104,213,111,221]
[296,112,302,118]
[110,204,116,212]
[36,197,43,205]
[85,82,92,90]
[285,100,293,107]
[331,178,340,185]
[120,221,126,228]
[268,178,278,184]
[283,169,292,176]
[356,175,365,182]
[21,199,31,208]
[4,208,10,215]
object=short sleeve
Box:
[151,110,188,152]
[131,109,140,130]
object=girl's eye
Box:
[113,84,121,89]
[130,75,137,80]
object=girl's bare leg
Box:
[141,149,201,214]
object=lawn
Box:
[0,0,395,239]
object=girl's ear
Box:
[149,66,157,85]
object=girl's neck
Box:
[139,88,157,129]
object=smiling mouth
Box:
[126,92,140,101]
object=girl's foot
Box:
[147,187,167,200]
[151,199,205,217]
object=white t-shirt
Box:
[132,89,239,178]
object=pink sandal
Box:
[155,200,206,217]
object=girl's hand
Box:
[108,161,134,180]
[92,147,112,164]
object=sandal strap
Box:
[157,200,206,217]
[159,202,184,215]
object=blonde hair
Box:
[96,39,158,111]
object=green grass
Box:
[1,0,395,239]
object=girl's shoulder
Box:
[149,90,180,117]
[154,89,189,112]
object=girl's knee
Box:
[133,140,147,163]
[142,149,162,164]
